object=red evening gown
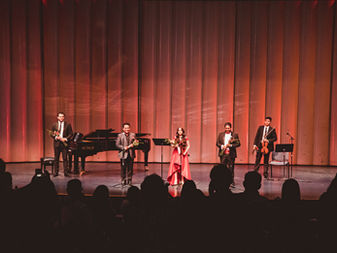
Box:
[167,137,191,185]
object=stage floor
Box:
[6,162,337,200]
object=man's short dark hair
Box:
[122,122,130,128]
[57,112,65,117]
[224,122,232,128]
[265,116,272,121]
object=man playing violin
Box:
[253,116,277,178]
[51,112,73,177]
[216,122,241,187]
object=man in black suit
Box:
[253,116,277,178]
[51,112,73,177]
[216,122,241,186]
[116,123,136,185]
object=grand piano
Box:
[68,128,151,174]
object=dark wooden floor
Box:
[6,162,337,200]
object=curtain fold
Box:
[0,0,337,165]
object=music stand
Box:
[275,144,294,178]
[152,138,170,178]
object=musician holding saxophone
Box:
[216,122,241,187]
[50,112,73,177]
[253,116,277,179]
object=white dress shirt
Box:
[262,126,269,141]
[58,121,64,138]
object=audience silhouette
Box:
[0,158,6,173]
[318,173,337,252]
[2,162,337,253]
[60,179,93,252]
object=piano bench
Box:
[40,157,56,175]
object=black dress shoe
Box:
[53,173,59,177]
[263,171,268,179]
[64,173,70,177]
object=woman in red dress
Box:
[167,128,191,186]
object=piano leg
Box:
[144,151,149,171]
[74,154,79,174]
[68,153,73,170]
[80,156,87,176]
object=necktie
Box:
[264,127,269,138]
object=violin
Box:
[261,140,269,154]
[260,127,275,154]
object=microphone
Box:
[286,131,295,140]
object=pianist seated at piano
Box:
[116,123,136,185]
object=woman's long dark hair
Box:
[175,127,186,139]
[175,128,187,149]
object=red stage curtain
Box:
[1,0,337,166]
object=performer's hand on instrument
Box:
[263,138,269,143]
[61,138,67,142]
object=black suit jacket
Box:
[216,132,240,158]
[253,125,277,152]
[51,121,73,148]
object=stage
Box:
[6,162,337,200]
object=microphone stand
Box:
[286,132,295,177]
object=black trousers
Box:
[254,150,271,172]
[54,143,69,175]
[221,155,235,182]
[120,156,134,181]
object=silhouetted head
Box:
[282,178,301,201]
[141,173,167,204]
[30,170,57,199]
[208,164,233,196]
[325,173,337,197]
[0,171,12,193]
[0,159,6,173]
[243,171,262,192]
[181,179,197,199]
[66,179,83,198]
[209,164,233,192]
[93,185,109,199]
[126,185,141,203]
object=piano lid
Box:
[83,129,151,139]
[135,133,151,137]
[83,128,115,139]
